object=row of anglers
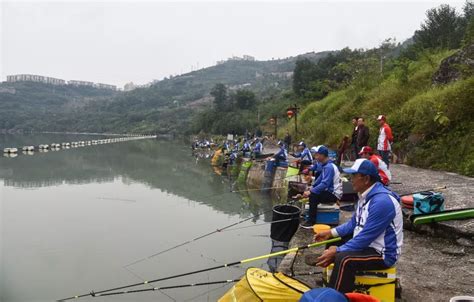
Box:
[207,139,473,302]
[212,138,393,187]
[2,135,156,154]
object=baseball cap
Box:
[343,159,379,179]
[277,140,284,146]
[377,115,386,121]
[310,146,318,153]
[358,146,374,155]
[298,141,306,147]
[314,145,329,156]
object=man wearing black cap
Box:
[313,159,403,293]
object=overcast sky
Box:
[0,0,465,87]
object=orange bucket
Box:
[313,224,331,234]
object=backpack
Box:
[413,191,445,215]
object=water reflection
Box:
[0,136,274,217]
[0,135,279,302]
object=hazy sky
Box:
[0,0,465,87]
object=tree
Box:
[414,4,464,49]
[210,83,228,111]
[293,58,317,96]
[462,0,474,45]
[233,89,256,110]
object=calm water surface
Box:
[0,134,277,302]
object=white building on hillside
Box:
[7,74,66,85]
[68,80,94,87]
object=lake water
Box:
[0,134,277,302]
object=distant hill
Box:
[0,81,117,131]
[0,50,332,133]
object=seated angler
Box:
[300,145,342,229]
[308,146,323,178]
[358,146,391,186]
[293,141,313,171]
[241,140,251,158]
[270,140,288,167]
[252,138,264,159]
[313,159,403,294]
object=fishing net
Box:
[218,267,310,302]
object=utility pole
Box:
[286,104,299,142]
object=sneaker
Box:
[299,221,314,229]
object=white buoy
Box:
[22,146,35,151]
[3,148,18,154]
[39,144,49,149]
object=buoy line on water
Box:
[2,135,157,159]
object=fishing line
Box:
[57,237,341,301]
[123,209,273,268]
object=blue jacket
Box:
[334,182,403,267]
[233,143,240,152]
[273,146,288,162]
[242,142,251,152]
[294,147,313,162]
[310,160,342,199]
[253,142,263,153]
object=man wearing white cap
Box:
[313,159,403,293]
[377,115,393,167]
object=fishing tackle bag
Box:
[413,191,445,215]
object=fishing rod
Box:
[89,269,325,298]
[400,186,447,197]
[90,279,241,297]
[123,209,273,267]
[230,186,286,193]
[58,237,341,301]
[221,216,300,232]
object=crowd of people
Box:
[194,114,402,299]
[290,114,401,298]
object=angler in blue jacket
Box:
[293,141,313,169]
[252,139,263,158]
[271,141,288,167]
[301,145,342,228]
[314,158,403,293]
[241,141,251,158]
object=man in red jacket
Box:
[377,115,393,168]
[359,146,391,186]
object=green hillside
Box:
[0,81,117,131]
[0,51,331,134]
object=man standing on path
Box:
[313,159,403,293]
[350,117,359,159]
[300,145,342,229]
[377,115,393,168]
[356,118,369,153]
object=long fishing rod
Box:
[230,186,286,193]
[400,186,447,197]
[91,279,241,297]
[90,269,325,298]
[221,216,300,232]
[124,209,273,267]
[58,237,341,301]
